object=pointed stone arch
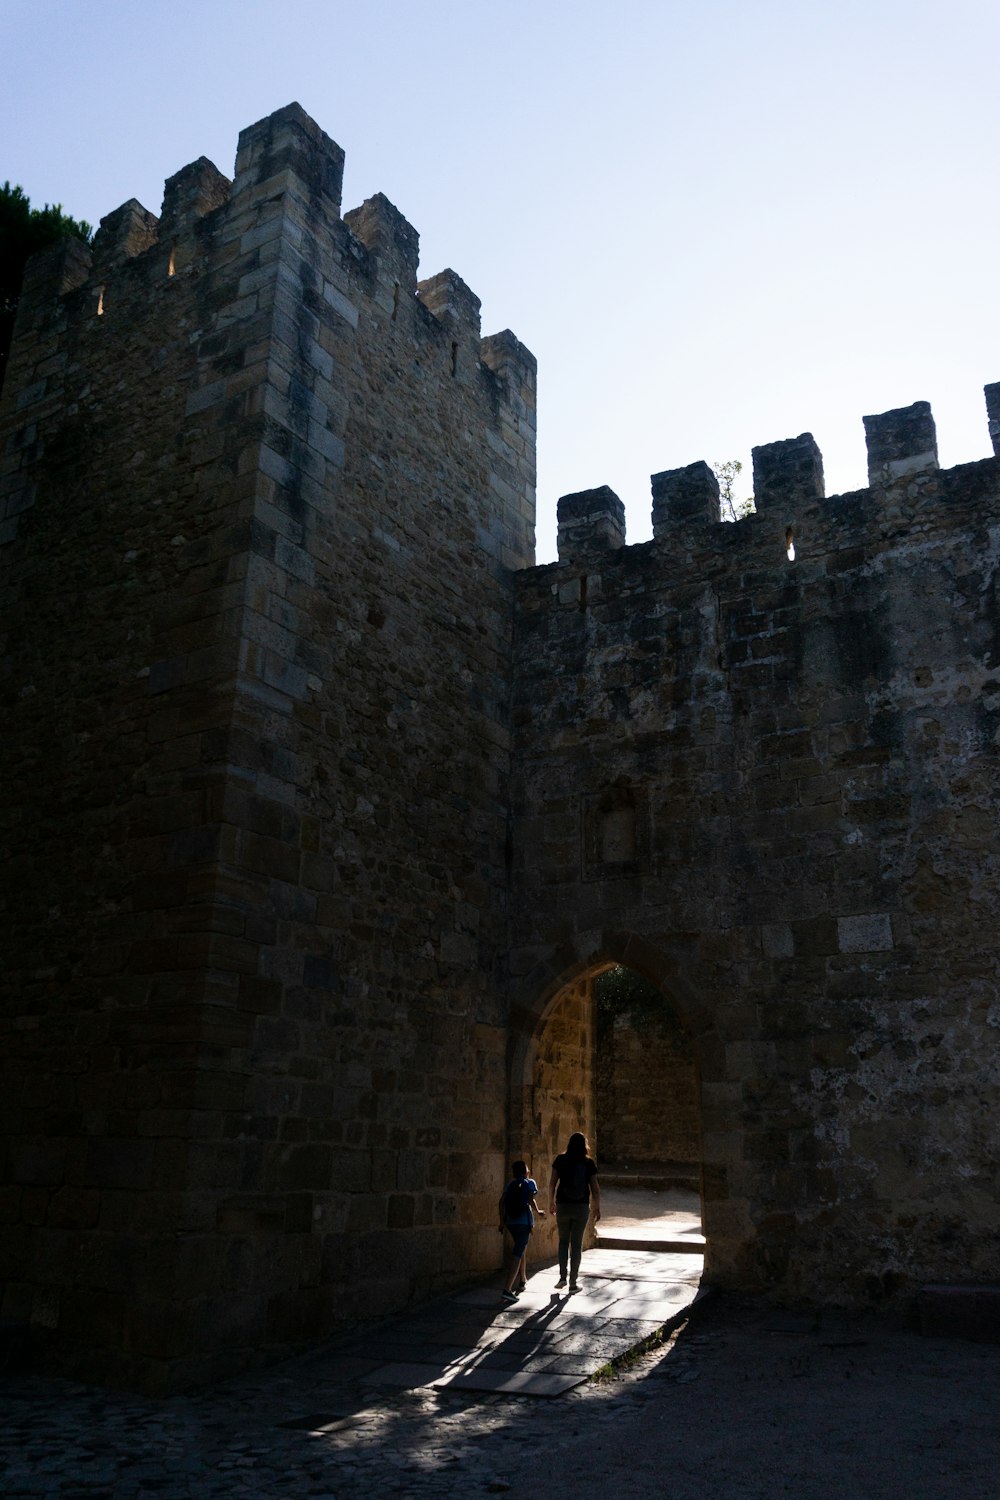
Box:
[507,929,726,1271]
[509,927,715,1074]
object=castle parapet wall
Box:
[555,387,997,569]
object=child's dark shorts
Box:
[509,1224,531,1258]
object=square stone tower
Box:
[0,105,535,1391]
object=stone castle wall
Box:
[597,1010,700,1168]
[0,105,535,1389]
[2,101,999,1391]
[510,408,1000,1303]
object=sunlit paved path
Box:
[352,1246,705,1398]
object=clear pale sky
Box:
[3,0,998,561]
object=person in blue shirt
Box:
[498,1159,545,1302]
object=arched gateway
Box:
[508,936,718,1279]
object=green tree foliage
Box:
[595,965,688,1047]
[713,458,755,522]
[0,182,93,394]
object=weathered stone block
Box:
[837,913,894,953]
[863,401,938,485]
[416,269,481,337]
[160,157,232,237]
[752,432,824,511]
[387,1194,416,1229]
[233,103,345,215]
[60,1289,124,1349]
[90,200,159,274]
[9,1139,66,1187]
[761,923,794,959]
[556,486,625,559]
[651,460,721,533]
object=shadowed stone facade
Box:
[510,421,1000,1304]
[1,104,998,1391]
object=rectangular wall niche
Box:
[582,786,650,880]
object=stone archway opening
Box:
[594,964,704,1251]
[509,955,705,1268]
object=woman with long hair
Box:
[547,1131,600,1292]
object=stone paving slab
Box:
[472,1347,547,1371]
[433,1366,585,1397]
[361,1360,475,1388]
[296,1242,703,1400]
[520,1352,609,1375]
[582,1247,703,1279]
[331,1251,705,1399]
[489,1327,574,1350]
[414,1320,505,1347]
[453,1286,517,1306]
[363,1339,480,1364]
[608,1295,695,1320]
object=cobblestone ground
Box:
[3,1293,999,1500]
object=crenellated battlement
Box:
[2,103,536,512]
[1,101,538,577]
[556,391,999,564]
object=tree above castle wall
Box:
[0,182,92,393]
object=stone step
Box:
[599,1163,700,1192]
[597,1233,705,1254]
